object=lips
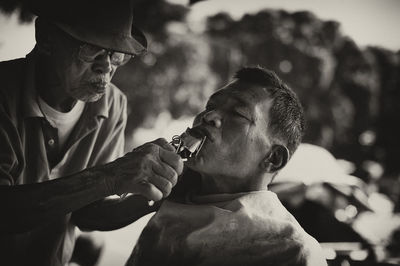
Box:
[90,82,109,93]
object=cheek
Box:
[224,124,266,162]
[60,59,85,84]
[221,120,249,144]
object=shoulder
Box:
[0,58,27,115]
[0,58,26,89]
[0,57,26,76]
[0,58,26,93]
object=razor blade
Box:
[170,132,206,161]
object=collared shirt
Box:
[37,95,85,153]
[0,51,127,266]
[127,191,327,266]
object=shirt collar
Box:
[22,49,109,120]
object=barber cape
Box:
[126,190,327,266]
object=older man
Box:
[127,67,327,266]
[0,1,183,265]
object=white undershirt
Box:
[38,96,85,150]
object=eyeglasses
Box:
[78,43,133,66]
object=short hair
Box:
[233,66,305,156]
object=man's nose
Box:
[202,110,222,128]
[92,53,113,74]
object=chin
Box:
[82,92,105,102]
[185,154,214,174]
[71,84,107,102]
[185,157,202,171]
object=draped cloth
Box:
[126,191,327,266]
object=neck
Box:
[38,90,77,112]
[35,55,76,112]
[198,172,271,195]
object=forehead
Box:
[210,80,271,105]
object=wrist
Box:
[89,164,118,196]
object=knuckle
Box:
[140,142,158,152]
[143,152,154,161]
[167,169,177,182]
[166,179,173,191]
[165,165,177,181]
[171,173,178,186]
[154,193,163,201]
[162,182,172,196]
[155,138,168,144]
[177,159,184,173]
[137,158,150,172]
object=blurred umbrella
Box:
[274,143,372,211]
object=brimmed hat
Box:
[29,0,147,55]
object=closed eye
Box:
[233,110,251,121]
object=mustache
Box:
[189,126,214,142]
[88,76,111,85]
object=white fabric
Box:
[127,190,327,266]
[38,96,85,149]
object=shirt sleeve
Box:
[0,104,24,186]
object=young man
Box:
[127,67,327,266]
[0,1,183,265]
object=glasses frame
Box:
[78,42,133,66]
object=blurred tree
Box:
[0,0,34,23]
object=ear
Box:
[261,145,289,173]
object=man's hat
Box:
[29,0,147,55]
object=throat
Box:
[39,91,77,112]
[198,174,254,195]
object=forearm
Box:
[0,167,114,234]
[72,194,161,231]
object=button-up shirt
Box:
[0,51,127,265]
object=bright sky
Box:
[0,11,35,61]
[1,0,399,61]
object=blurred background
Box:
[1,0,400,265]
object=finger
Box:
[159,149,184,175]
[152,138,176,152]
[151,162,178,186]
[147,173,173,198]
[136,181,164,202]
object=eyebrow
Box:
[231,94,252,106]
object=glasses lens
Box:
[79,43,103,62]
[110,52,132,66]
[79,43,132,66]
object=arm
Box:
[71,93,160,231]
[0,140,182,234]
[72,194,162,231]
[0,167,112,233]
[0,138,182,235]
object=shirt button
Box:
[48,139,55,146]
